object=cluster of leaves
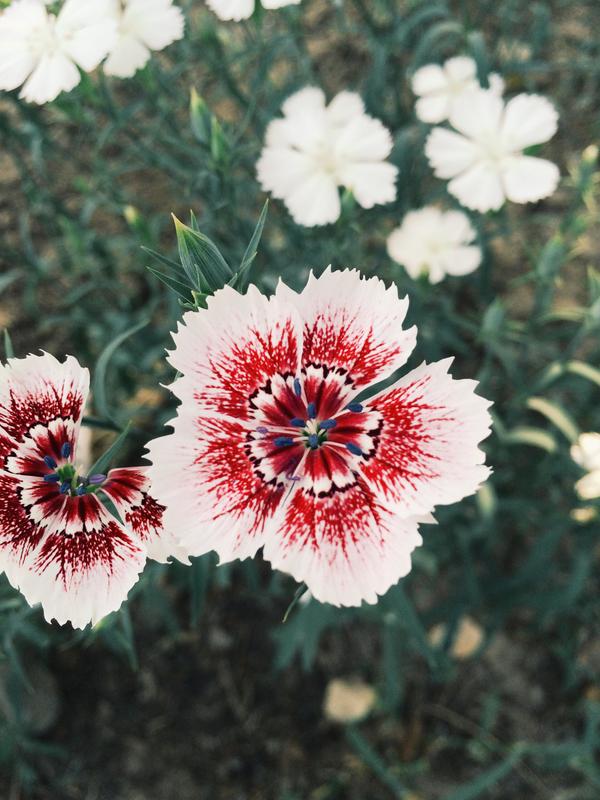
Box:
[0,0,600,797]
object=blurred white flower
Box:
[425,88,560,213]
[0,0,117,104]
[206,0,300,22]
[412,56,504,124]
[387,206,481,284]
[104,0,184,78]
[571,433,600,500]
[257,88,398,227]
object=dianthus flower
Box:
[206,0,300,22]
[147,269,492,606]
[0,0,116,104]
[257,88,398,227]
[571,433,600,500]
[412,56,504,124]
[387,206,481,284]
[104,0,184,78]
[0,353,181,627]
[425,88,560,212]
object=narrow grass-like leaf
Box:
[526,397,580,443]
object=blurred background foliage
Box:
[0,0,599,797]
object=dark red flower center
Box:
[247,365,381,495]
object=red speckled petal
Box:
[101,466,189,564]
[276,268,417,390]
[146,412,285,564]
[361,360,492,516]
[1,483,145,629]
[0,353,88,468]
[166,284,302,421]
[263,477,423,606]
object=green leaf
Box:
[189,87,211,145]
[3,329,14,360]
[232,200,269,291]
[526,397,580,443]
[92,319,149,422]
[567,360,600,388]
[87,421,132,478]
[504,426,557,453]
[442,750,522,800]
[172,214,233,295]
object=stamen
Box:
[256,426,269,435]
[307,402,316,419]
[285,473,302,482]
[346,442,363,456]
[307,433,319,449]
[274,437,295,448]
[319,419,337,430]
[346,403,364,413]
[60,481,71,494]
[43,456,57,469]
[293,378,302,397]
[43,473,60,483]
[61,442,71,459]
[75,485,87,496]
[290,418,305,428]
[88,474,107,485]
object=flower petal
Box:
[167,284,302,420]
[263,478,423,606]
[262,0,301,8]
[448,88,504,141]
[56,0,117,71]
[415,94,451,124]
[256,146,316,199]
[146,413,284,563]
[501,155,560,204]
[360,360,492,517]
[571,433,600,472]
[284,171,341,227]
[206,0,255,19]
[448,161,506,212]
[411,63,446,96]
[425,127,479,179]
[501,94,558,151]
[104,33,150,78]
[1,487,145,628]
[337,161,398,209]
[121,0,184,51]
[276,268,417,391]
[19,52,80,104]
[0,353,88,467]
[100,467,188,564]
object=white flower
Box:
[0,0,117,104]
[412,56,504,124]
[206,0,300,22]
[257,88,398,227]
[425,88,560,213]
[571,433,600,500]
[387,206,481,283]
[104,0,184,79]
[145,268,492,607]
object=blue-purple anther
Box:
[44,473,60,483]
[346,402,364,413]
[320,419,337,430]
[61,442,71,459]
[274,437,294,448]
[43,455,57,469]
[88,474,107,486]
[346,442,363,456]
[293,378,302,397]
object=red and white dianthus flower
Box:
[147,268,492,606]
[0,352,181,628]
